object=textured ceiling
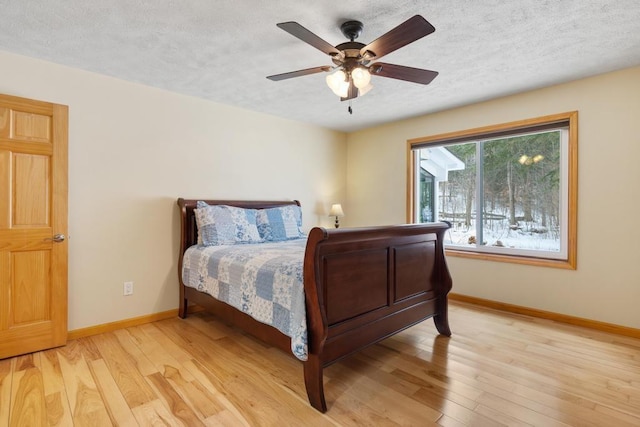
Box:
[2,1,640,132]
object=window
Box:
[408,112,577,269]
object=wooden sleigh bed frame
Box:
[177,198,453,412]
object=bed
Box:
[177,198,453,412]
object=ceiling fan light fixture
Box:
[270,16,437,106]
[335,80,350,98]
[326,70,349,97]
[352,67,371,89]
[325,69,344,90]
[358,83,373,96]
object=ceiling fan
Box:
[267,15,439,107]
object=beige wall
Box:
[346,66,640,329]
[0,50,347,331]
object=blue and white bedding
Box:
[181,239,308,360]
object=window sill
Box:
[445,248,576,270]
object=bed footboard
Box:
[302,222,452,412]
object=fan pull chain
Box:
[348,101,353,115]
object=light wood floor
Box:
[1,301,639,426]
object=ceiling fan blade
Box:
[371,62,439,85]
[277,22,342,56]
[340,80,359,101]
[360,15,435,60]
[267,66,331,81]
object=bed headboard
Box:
[177,198,301,254]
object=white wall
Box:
[346,66,640,329]
[0,50,347,330]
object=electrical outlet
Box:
[123,281,134,296]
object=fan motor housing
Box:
[333,41,368,67]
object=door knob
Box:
[45,234,66,243]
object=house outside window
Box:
[408,112,577,269]
[419,169,434,222]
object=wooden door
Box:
[0,93,68,359]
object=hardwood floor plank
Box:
[137,319,251,423]
[131,398,183,426]
[88,358,138,426]
[436,413,478,427]
[371,344,487,409]
[15,354,36,371]
[135,318,251,423]
[395,368,489,425]
[0,358,13,426]
[56,341,112,426]
[181,314,237,341]
[135,322,196,365]
[162,364,223,419]
[125,323,229,422]
[89,332,156,408]
[474,403,534,427]
[152,321,261,423]
[203,408,256,427]
[231,336,311,404]
[37,349,73,426]
[126,324,196,383]
[182,359,252,426]
[113,328,159,377]
[76,337,104,362]
[194,353,321,423]
[9,363,46,427]
[595,402,640,426]
[346,373,443,425]
[38,349,66,397]
[146,371,206,426]
[44,391,71,427]
[198,325,315,411]
[475,391,570,426]
[322,373,405,427]
[336,353,444,423]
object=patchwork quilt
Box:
[181,239,308,360]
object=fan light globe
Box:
[358,83,373,96]
[326,70,345,91]
[326,70,349,97]
[336,82,349,98]
[352,67,371,89]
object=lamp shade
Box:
[329,203,344,217]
